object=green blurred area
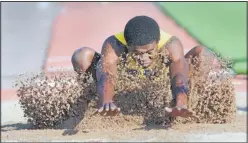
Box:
[158,2,247,74]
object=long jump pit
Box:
[1,2,247,142]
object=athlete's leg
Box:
[185,45,221,74]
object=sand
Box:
[9,54,240,142]
[1,114,246,142]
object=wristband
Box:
[172,85,189,100]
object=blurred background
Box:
[159,2,247,74]
[1,2,61,89]
[1,2,247,98]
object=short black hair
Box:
[124,16,160,47]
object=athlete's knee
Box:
[193,45,215,58]
[194,45,220,67]
[185,45,204,59]
[71,47,96,73]
[193,45,205,55]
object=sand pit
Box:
[1,114,246,142]
[15,55,236,131]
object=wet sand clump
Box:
[16,55,236,130]
[173,56,236,124]
[113,57,173,125]
[16,71,97,129]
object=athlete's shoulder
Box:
[102,35,127,57]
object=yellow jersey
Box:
[114,29,172,78]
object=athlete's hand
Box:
[165,106,193,118]
[94,101,121,116]
[165,92,193,118]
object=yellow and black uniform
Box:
[114,29,172,78]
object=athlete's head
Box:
[124,16,160,68]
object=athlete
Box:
[71,16,221,118]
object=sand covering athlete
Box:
[71,16,221,118]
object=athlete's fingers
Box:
[116,107,121,112]
[93,106,104,115]
[181,108,193,117]
[97,106,104,113]
[165,107,172,113]
[172,108,181,117]
[114,107,121,114]
[111,108,121,116]
[105,103,110,112]
[180,108,189,117]
[110,103,117,111]
[165,107,183,117]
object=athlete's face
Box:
[128,41,159,68]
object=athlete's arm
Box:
[167,36,189,99]
[163,36,193,117]
[95,36,125,115]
